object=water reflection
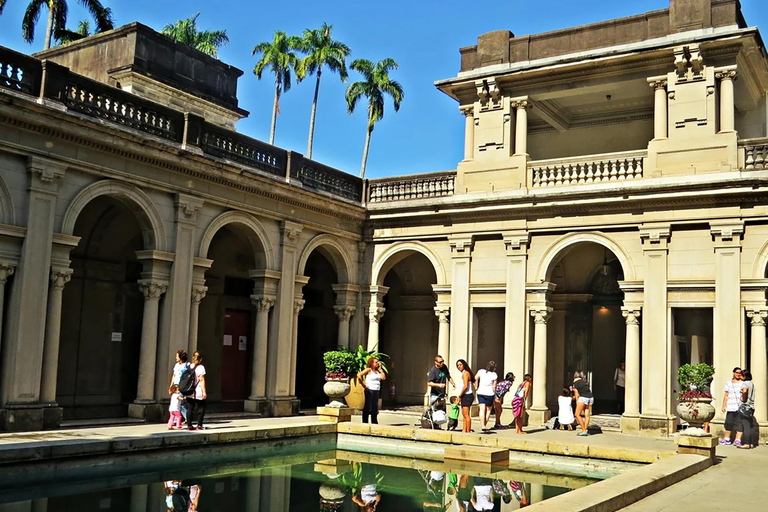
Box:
[0,455,584,512]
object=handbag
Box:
[738,402,753,418]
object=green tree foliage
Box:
[161,13,229,58]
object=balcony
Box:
[367,171,456,203]
[530,150,646,188]
[741,138,768,171]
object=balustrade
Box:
[743,138,768,170]
[531,153,645,188]
[0,48,40,95]
[200,127,285,177]
[296,160,362,202]
[368,172,456,202]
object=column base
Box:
[677,434,717,460]
[42,402,63,429]
[128,402,164,422]
[527,407,551,427]
[317,406,353,423]
[269,397,300,417]
[244,397,271,416]
[0,403,47,432]
[620,413,641,433]
[638,414,677,436]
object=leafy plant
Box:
[351,344,389,375]
[339,462,383,496]
[677,363,715,399]
[323,349,356,379]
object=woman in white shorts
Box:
[572,371,594,436]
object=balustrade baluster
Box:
[618,160,627,180]
[756,147,766,170]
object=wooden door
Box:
[221,309,251,401]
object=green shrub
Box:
[677,363,715,399]
[323,349,356,379]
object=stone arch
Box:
[199,211,276,269]
[297,234,353,284]
[536,232,636,282]
[752,239,768,279]
[62,180,168,251]
[0,175,14,225]
[372,241,447,286]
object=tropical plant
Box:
[677,363,715,399]
[161,13,228,58]
[298,23,350,159]
[252,30,304,145]
[351,344,389,375]
[54,18,90,44]
[1,0,114,50]
[323,349,356,379]
[345,58,404,178]
[339,462,383,496]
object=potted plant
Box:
[323,349,356,407]
[675,363,716,430]
[345,345,389,410]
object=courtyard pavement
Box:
[0,410,765,509]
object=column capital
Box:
[294,299,306,315]
[191,286,208,305]
[334,305,356,321]
[622,308,641,325]
[26,156,66,189]
[448,235,474,255]
[710,221,744,245]
[174,194,204,224]
[280,221,304,246]
[459,105,475,117]
[367,307,386,324]
[0,262,16,283]
[640,224,671,248]
[434,307,450,324]
[511,96,530,109]
[715,69,737,81]
[530,308,552,324]
[747,310,768,326]
[138,279,168,300]
[647,78,668,90]
[50,268,73,289]
[503,231,530,255]
[251,295,276,312]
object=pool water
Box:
[0,449,594,512]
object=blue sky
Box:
[1,1,765,178]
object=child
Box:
[447,396,460,430]
[168,385,185,430]
[492,372,515,429]
[557,387,576,430]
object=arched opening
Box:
[59,196,145,419]
[296,250,339,408]
[200,224,267,410]
[379,252,439,406]
[546,242,625,415]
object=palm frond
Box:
[77,0,113,32]
[22,0,46,43]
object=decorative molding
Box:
[293,299,306,315]
[367,307,386,324]
[622,308,641,325]
[448,235,474,254]
[251,295,276,312]
[710,221,744,243]
[281,221,304,246]
[191,286,208,305]
[747,310,768,327]
[434,307,450,324]
[715,69,737,81]
[640,225,670,247]
[530,308,551,324]
[138,279,168,300]
[50,268,73,290]
[334,305,356,321]
[648,79,668,90]
[175,194,204,221]
[0,262,16,283]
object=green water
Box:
[0,446,598,512]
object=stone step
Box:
[444,445,509,464]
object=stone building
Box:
[1,0,768,436]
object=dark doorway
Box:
[221,309,252,401]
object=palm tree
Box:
[161,13,229,58]
[299,23,350,160]
[54,18,91,44]
[252,31,304,146]
[345,58,404,178]
[0,0,114,50]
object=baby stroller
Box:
[420,394,447,429]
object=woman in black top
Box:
[572,371,593,436]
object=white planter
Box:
[676,397,716,428]
[323,378,351,408]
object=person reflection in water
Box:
[163,480,201,512]
[351,465,382,511]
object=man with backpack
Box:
[170,350,193,423]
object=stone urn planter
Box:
[676,397,716,429]
[323,378,351,408]
[345,377,366,410]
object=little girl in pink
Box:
[168,385,184,429]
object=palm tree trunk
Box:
[44,1,55,50]
[306,70,321,159]
[270,82,279,145]
[360,121,373,179]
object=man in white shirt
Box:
[614,360,626,414]
[720,367,744,445]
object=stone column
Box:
[0,263,16,361]
[0,157,65,432]
[621,308,642,423]
[130,485,149,512]
[266,221,303,417]
[711,222,744,430]
[39,268,73,404]
[155,195,203,401]
[434,307,450,360]
[503,232,529,386]
[249,296,275,399]
[188,285,207,355]
[366,286,388,351]
[529,307,552,425]
[716,69,737,133]
[449,236,473,366]
[461,105,475,161]
[639,226,671,433]
[134,280,168,404]
[289,281,308,398]
[748,310,768,425]
[334,306,356,349]
[513,100,529,156]
[649,79,668,139]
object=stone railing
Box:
[530,150,646,188]
[368,171,456,202]
[65,73,184,142]
[200,124,285,178]
[0,45,364,204]
[741,138,768,170]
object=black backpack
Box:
[171,487,190,512]
[179,365,195,396]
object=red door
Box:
[221,310,251,401]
